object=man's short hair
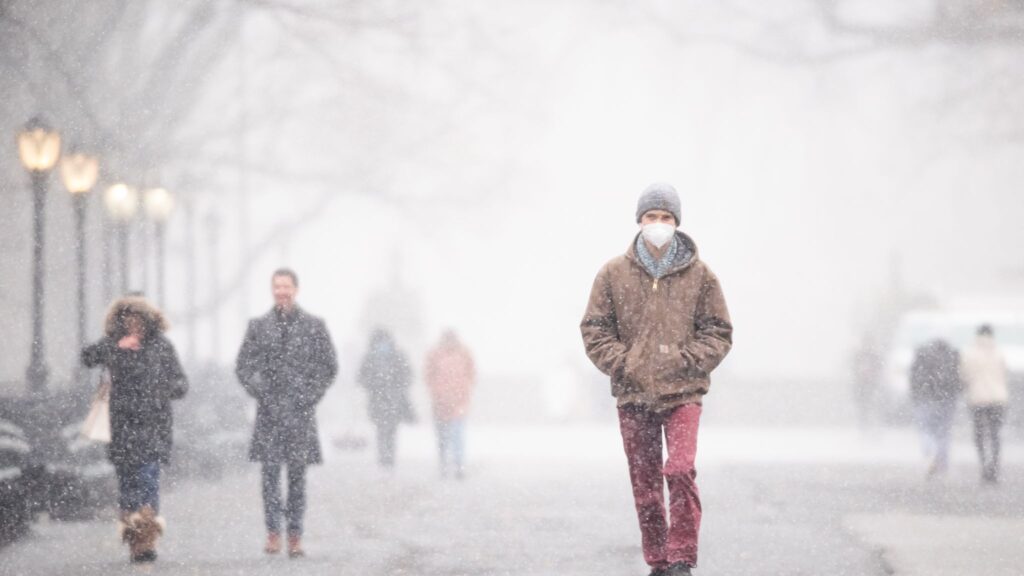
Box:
[978,324,994,336]
[272,267,299,287]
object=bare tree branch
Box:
[815,0,1024,47]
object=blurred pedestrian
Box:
[960,324,1009,484]
[235,268,338,558]
[851,335,883,429]
[581,183,733,576]
[909,338,961,478]
[424,330,476,479]
[81,296,188,564]
[358,329,414,469]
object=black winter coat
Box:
[235,307,337,464]
[910,340,962,405]
[81,335,188,467]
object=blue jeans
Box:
[115,462,161,513]
[914,401,956,470]
[436,418,466,475]
[262,464,306,535]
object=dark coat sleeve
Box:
[235,319,268,400]
[580,265,628,380]
[158,337,189,400]
[909,349,927,401]
[679,268,733,375]
[397,352,412,389]
[357,355,373,390]
[81,337,117,368]
[298,318,338,410]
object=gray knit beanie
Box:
[635,182,681,224]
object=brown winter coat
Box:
[581,231,732,413]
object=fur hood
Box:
[104,296,169,339]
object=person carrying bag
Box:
[80,296,188,564]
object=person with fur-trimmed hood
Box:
[581,183,732,576]
[81,295,188,564]
[235,268,338,558]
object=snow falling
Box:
[1,1,1023,575]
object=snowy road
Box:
[1,424,1022,575]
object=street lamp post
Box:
[143,188,174,308]
[206,212,221,362]
[59,152,100,359]
[103,184,139,295]
[17,117,61,395]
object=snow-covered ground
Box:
[1,422,1021,575]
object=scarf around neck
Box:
[635,234,679,279]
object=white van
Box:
[883,309,1024,421]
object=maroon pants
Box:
[618,403,702,569]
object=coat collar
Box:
[625,230,699,278]
[262,305,306,323]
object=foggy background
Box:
[2,0,1024,409]
[3,2,1024,575]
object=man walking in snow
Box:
[581,183,732,576]
[236,268,338,558]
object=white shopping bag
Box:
[80,370,111,443]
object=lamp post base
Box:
[25,361,49,397]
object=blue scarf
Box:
[635,234,679,279]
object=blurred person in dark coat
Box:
[910,338,962,478]
[81,296,188,564]
[358,329,414,469]
[851,335,883,429]
[236,268,337,557]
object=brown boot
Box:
[264,532,282,554]
[287,534,305,558]
[118,511,138,551]
[129,506,163,563]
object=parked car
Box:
[0,418,32,545]
[44,422,116,521]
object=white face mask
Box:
[641,222,675,249]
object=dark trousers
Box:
[115,462,161,513]
[375,422,398,467]
[971,405,1006,480]
[618,403,703,569]
[261,463,307,536]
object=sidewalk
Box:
[1,423,1020,575]
[847,513,1024,576]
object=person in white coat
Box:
[959,324,1010,484]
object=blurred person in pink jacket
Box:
[425,330,476,479]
